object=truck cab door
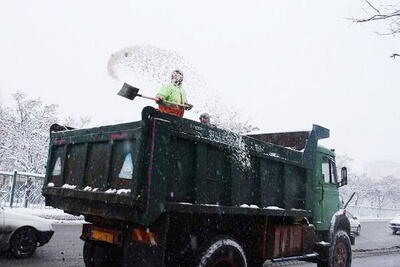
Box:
[319,156,341,229]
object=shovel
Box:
[118,83,192,109]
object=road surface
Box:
[0,220,399,266]
[0,224,83,267]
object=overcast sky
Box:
[0,1,399,166]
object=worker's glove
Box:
[155,97,164,105]
[185,104,193,110]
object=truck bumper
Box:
[43,187,139,223]
[81,223,166,267]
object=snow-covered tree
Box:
[337,154,400,208]
[0,92,90,173]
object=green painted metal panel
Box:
[43,107,342,229]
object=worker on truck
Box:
[155,69,192,117]
[199,112,214,127]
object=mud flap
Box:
[349,234,355,245]
[122,241,165,267]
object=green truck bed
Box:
[43,106,328,226]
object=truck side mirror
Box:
[340,167,348,186]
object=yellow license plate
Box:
[91,229,115,244]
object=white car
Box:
[389,214,400,235]
[347,212,361,236]
[0,207,54,258]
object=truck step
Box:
[271,253,319,262]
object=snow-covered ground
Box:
[7,207,84,224]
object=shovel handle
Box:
[138,94,191,109]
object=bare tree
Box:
[354,0,400,58]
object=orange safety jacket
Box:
[158,105,184,117]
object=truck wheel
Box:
[196,238,247,267]
[392,229,397,235]
[356,226,361,236]
[329,230,352,267]
[83,242,95,267]
[83,242,121,267]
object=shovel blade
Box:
[118,83,140,100]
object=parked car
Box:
[0,207,54,258]
[347,212,361,236]
[389,214,400,235]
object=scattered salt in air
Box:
[47,182,55,187]
[107,45,258,136]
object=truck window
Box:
[322,156,337,184]
[322,158,330,183]
[330,160,338,184]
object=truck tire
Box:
[196,238,247,267]
[328,230,352,267]
[83,242,121,267]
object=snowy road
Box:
[0,221,399,266]
[285,220,400,267]
[352,220,400,250]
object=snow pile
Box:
[105,188,117,194]
[47,182,55,187]
[105,188,131,195]
[83,186,92,191]
[291,208,307,212]
[9,207,84,223]
[265,206,284,210]
[268,152,280,158]
[240,204,259,209]
[116,189,131,194]
[62,184,77,189]
[177,202,193,205]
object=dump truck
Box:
[43,106,352,267]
